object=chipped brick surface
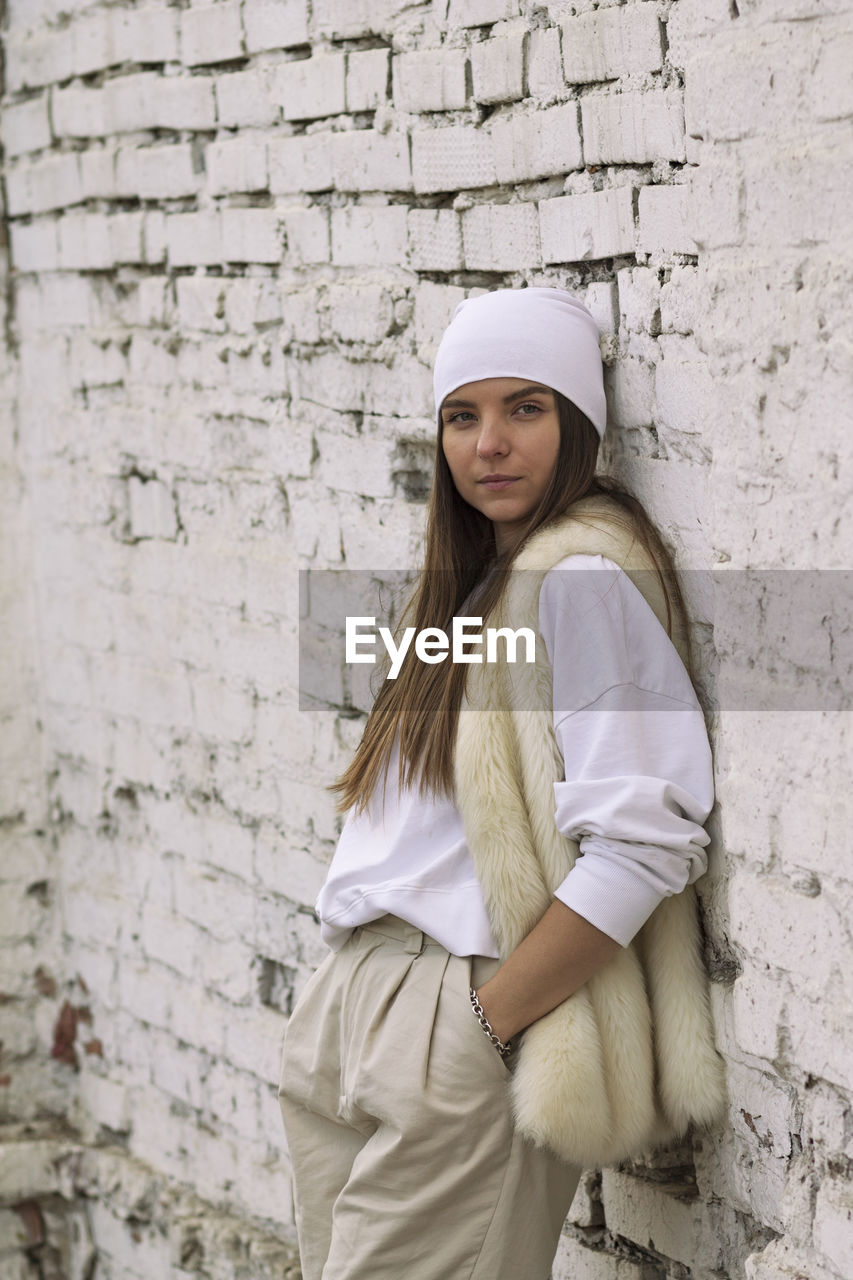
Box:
[1,1,852,1278]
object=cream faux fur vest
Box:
[453,494,727,1167]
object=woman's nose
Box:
[476,414,509,458]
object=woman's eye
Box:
[516,402,543,416]
[446,411,475,425]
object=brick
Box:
[283,207,330,265]
[407,209,464,270]
[176,278,227,333]
[561,6,663,84]
[414,281,467,354]
[811,33,853,122]
[686,157,743,250]
[471,31,526,105]
[57,213,113,271]
[327,283,394,343]
[331,130,412,193]
[461,202,541,270]
[412,124,498,194]
[617,265,661,335]
[527,27,566,102]
[242,0,310,53]
[552,1235,654,1280]
[743,145,850,249]
[602,1170,719,1273]
[315,424,397,497]
[222,209,283,264]
[111,5,180,64]
[71,9,120,77]
[128,477,178,541]
[1,94,52,157]
[104,72,217,133]
[491,103,582,183]
[109,211,146,264]
[180,2,244,66]
[581,90,686,164]
[814,1176,853,1276]
[206,137,269,195]
[215,69,282,128]
[116,143,203,200]
[9,220,59,274]
[685,30,812,144]
[636,185,697,256]
[278,54,347,122]
[312,0,378,38]
[50,82,107,139]
[268,132,335,193]
[144,211,168,265]
[166,212,223,267]
[330,206,408,267]
[539,187,635,263]
[392,48,469,113]
[447,0,520,26]
[5,28,73,92]
[730,870,844,987]
[5,152,84,216]
[654,334,717,436]
[347,49,390,113]
[583,280,619,335]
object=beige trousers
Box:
[278,915,582,1280]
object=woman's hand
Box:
[473,898,623,1044]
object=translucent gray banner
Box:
[298,569,853,714]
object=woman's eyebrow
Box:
[441,384,553,411]
[502,384,553,403]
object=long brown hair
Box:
[331,393,691,815]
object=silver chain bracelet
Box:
[469,987,513,1059]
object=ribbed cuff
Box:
[553,857,668,948]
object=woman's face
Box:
[440,377,561,554]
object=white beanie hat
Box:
[433,287,606,438]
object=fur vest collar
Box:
[453,495,727,1167]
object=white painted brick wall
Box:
[180,2,244,67]
[392,48,469,113]
[330,205,408,267]
[0,94,52,156]
[527,27,566,102]
[278,53,347,121]
[116,143,203,201]
[412,124,498,193]
[582,90,686,164]
[215,69,282,128]
[3,5,852,1280]
[448,0,520,26]
[268,133,335,193]
[636,185,696,256]
[111,5,180,65]
[407,209,464,270]
[242,0,310,53]
[491,103,582,182]
[471,30,526,104]
[540,187,635,262]
[346,49,390,113]
[104,72,217,133]
[561,6,663,83]
[461,202,541,270]
[207,137,268,195]
[330,130,412,193]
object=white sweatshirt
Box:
[315,554,715,957]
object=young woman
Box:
[278,287,726,1280]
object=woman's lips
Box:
[479,477,519,490]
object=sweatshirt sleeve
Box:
[538,554,715,948]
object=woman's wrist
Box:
[472,977,519,1046]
